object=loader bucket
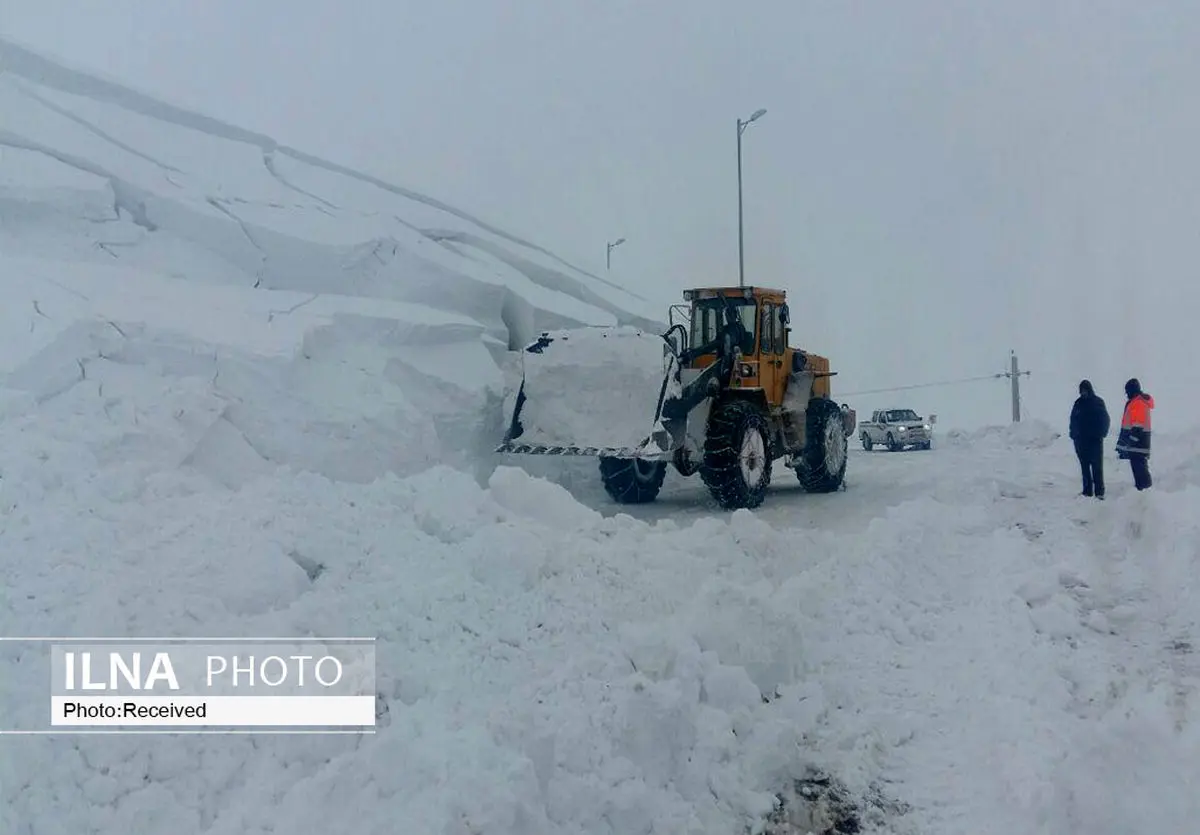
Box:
[496,326,679,460]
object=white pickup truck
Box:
[858,408,934,451]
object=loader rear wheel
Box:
[700,399,772,510]
[599,456,667,504]
[797,398,848,493]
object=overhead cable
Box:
[839,373,1006,398]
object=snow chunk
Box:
[488,465,603,530]
[503,327,672,450]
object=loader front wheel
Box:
[797,398,848,493]
[700,399,773,510]
[599,456,667,504]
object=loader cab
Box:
[678,286,792,406]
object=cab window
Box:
[690,305,720,350]
[770,303,785,353]
[690,298,757,355]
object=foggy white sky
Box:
[5,0,1200,430]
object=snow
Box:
[4,34,1200,835]
[0,36,663,345]
[942,419,1063,451]
[504,326,675,450]
[5,403,1200,833]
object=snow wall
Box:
[0,34,665,493]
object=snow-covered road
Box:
[535,428,1076,531]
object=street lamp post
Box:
[606,237,626,271]
[736,108,767,288]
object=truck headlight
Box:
[923,424,931,430]
[898,426,906,432]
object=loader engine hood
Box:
[500,327,676,453]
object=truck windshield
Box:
[689,298,757,355]
[886,410,920,422]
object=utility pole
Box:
[1004,351,1031,422]
[737,122,744,288]
[736,108,767,288]
[606,237,625,272]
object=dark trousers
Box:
[1074,438,1104,497]
[1128,454,1152,490]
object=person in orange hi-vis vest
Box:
[1115,377,1154,490]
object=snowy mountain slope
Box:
[0,36,659,339]
[0,35,666,487]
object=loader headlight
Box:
[898,426,906,432]
[923,424,931,430]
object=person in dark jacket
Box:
[1115,377,1154,490]
[1069,379,1110,498]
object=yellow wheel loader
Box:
[495,286,854,510]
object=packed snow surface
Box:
[4,33,1200,835]
[503,326,674,450]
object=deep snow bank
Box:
[941,418,1062,451]
[1,35,665,488]
[0,256,509,490]
[4,406,1200,832]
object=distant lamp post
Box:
[606,237,626,271]
[736,108,767,288]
